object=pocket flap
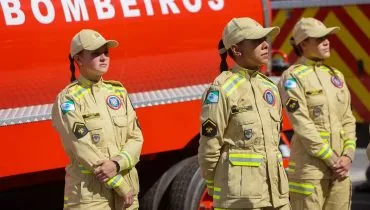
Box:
[229,153,264,167]
[84,118,103,131]
[269,109,281,122]
[113,116,128,127]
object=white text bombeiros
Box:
[0,0,225,26]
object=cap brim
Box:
[86,40,119,51]
[246,26,280,40]
[309,27,340,38]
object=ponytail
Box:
[290,37,303,57]
[69,54,76,82]
[218,40,229,72]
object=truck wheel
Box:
[167,156,212,210]
[140,157,192,210]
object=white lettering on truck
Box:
[0,0,224,26]
[0,0,25,25]
[94,0,115,20]
[61,0,89,22]
[31,0,55,24]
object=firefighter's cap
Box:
[292,17,339,45]
[70,29,119,57]
[222,17,280,50]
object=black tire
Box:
[140,158,193,210]
[167,156,207,210]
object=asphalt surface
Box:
[350,149,370,210]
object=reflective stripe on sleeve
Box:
[213,187,221,200]
[316,144,333,160]
[289,182,315,195]
[344,140,356,150]
[106,174,124,189]
[319,131,330,144]
[119,151,133,169]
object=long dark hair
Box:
[218,40,235,72]
[69,54,76,82]
[290,37,303,57]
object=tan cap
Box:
[70,29,119,57]
[222,17,280,50]
[292,17,339,45]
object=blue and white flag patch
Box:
[284,78,297,90]
[61,100,75,114]
[205,90,219,104]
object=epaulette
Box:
[103,80,127,97]
[220,71,247,97]
[292,64,313,78]
[104,80,125,87]
[212,70,234,86]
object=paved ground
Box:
[350,149,370,210]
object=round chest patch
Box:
[264,89,275,105]
[106,95,122,110]
[331,75,343,88]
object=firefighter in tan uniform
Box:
[52,29,143,210]
[198,17,290,210]
[278,18,356,210]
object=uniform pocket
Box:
[227,152,264,198]
[336,90,345,104]
[84,118,105,148]
[277,153,289,195]
[269,109,281,146]
[113,115,128,146]
[308,104,325,125]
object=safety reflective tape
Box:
[289,182,314,195]
[64,196,68,201]
[213,187,221,199]
[119,151,133,169]
[344,140,356,150]
[106,174,123,189]
[277,153,283,166]
[319,131,330,143]
[316,144,333,160]
[222,74,246,97]
[294,66,313,78]
[205,179,214,184]
[287,168,296,173]
[229,154,264,166]
[64,204,68,208]
[72,86,89,100]
[287,161,296,173]
[78,164,92,174]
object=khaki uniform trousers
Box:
[66,194,139,210]
[290,177,351,210]
[214,203,291,210]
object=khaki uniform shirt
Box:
[278,57,356,181]
[198,65,289,209]
[52,76,143,209]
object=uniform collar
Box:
[78,75,103,87]
[296,56,324,67]
[232,64,260,79]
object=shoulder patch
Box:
[285,98,299,113]
[202,119,218,137]
[61,100,75,114]
[72,122,89,139]
[284,77,297,90]
[205,90,219,104]
[263,89,276,106]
